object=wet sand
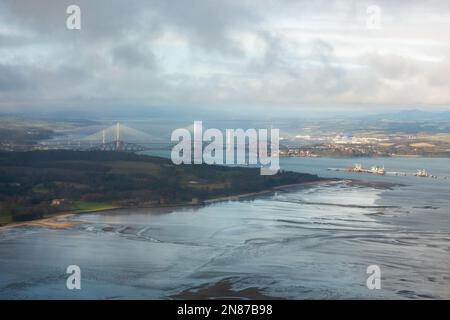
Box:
[0,179,395,230]
[203,179,337,204]
[344,179,401,189]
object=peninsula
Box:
[0,150,322,225]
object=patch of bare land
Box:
[171,278,282,300]
[345,179,401,190]
[1,214,81,229]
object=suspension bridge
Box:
[40,122,171,153]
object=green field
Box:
[0,201,118,225]
[45,201,119,217]
[0,208,12,224]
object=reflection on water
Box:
[1,158,450,299]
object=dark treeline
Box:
[0,128,54,145]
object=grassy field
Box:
[419,134,450,143]
[0,208,12,224]
[45,201,120,217]
[0,201,119,224]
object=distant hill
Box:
[370,109,450,121]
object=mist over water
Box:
[1,157,450,299]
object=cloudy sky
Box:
[0,0,450,116]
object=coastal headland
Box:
[0,150,323,227]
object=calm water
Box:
[1,157,450,299]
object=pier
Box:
[327,167,447,180]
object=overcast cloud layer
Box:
[0,0,450,115]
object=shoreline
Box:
[0,179,335,230]
[203,179,337,204]
[0,178,398,230]
[280,154,450,158]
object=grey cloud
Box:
[0,0,450,112]
[153,0,259,55]
[427,57,450,88]
[366,54,420,80]
[112,43,156,69]
[0,0,258,53]
[0,64,35,93]
[0,33,32,47]
[0,61,91,102]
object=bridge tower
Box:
[79,122,151,152]
[116,122,120,151]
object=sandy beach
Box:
[0,214,82,230]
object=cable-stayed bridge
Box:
[82,123,154,152]
[42,123,170,152]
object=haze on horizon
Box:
[0,0,450,118]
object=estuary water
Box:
[0,157,450,299]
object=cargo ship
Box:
[347,164,386,175]
[328,165,443,179]
[415,169,429,177]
